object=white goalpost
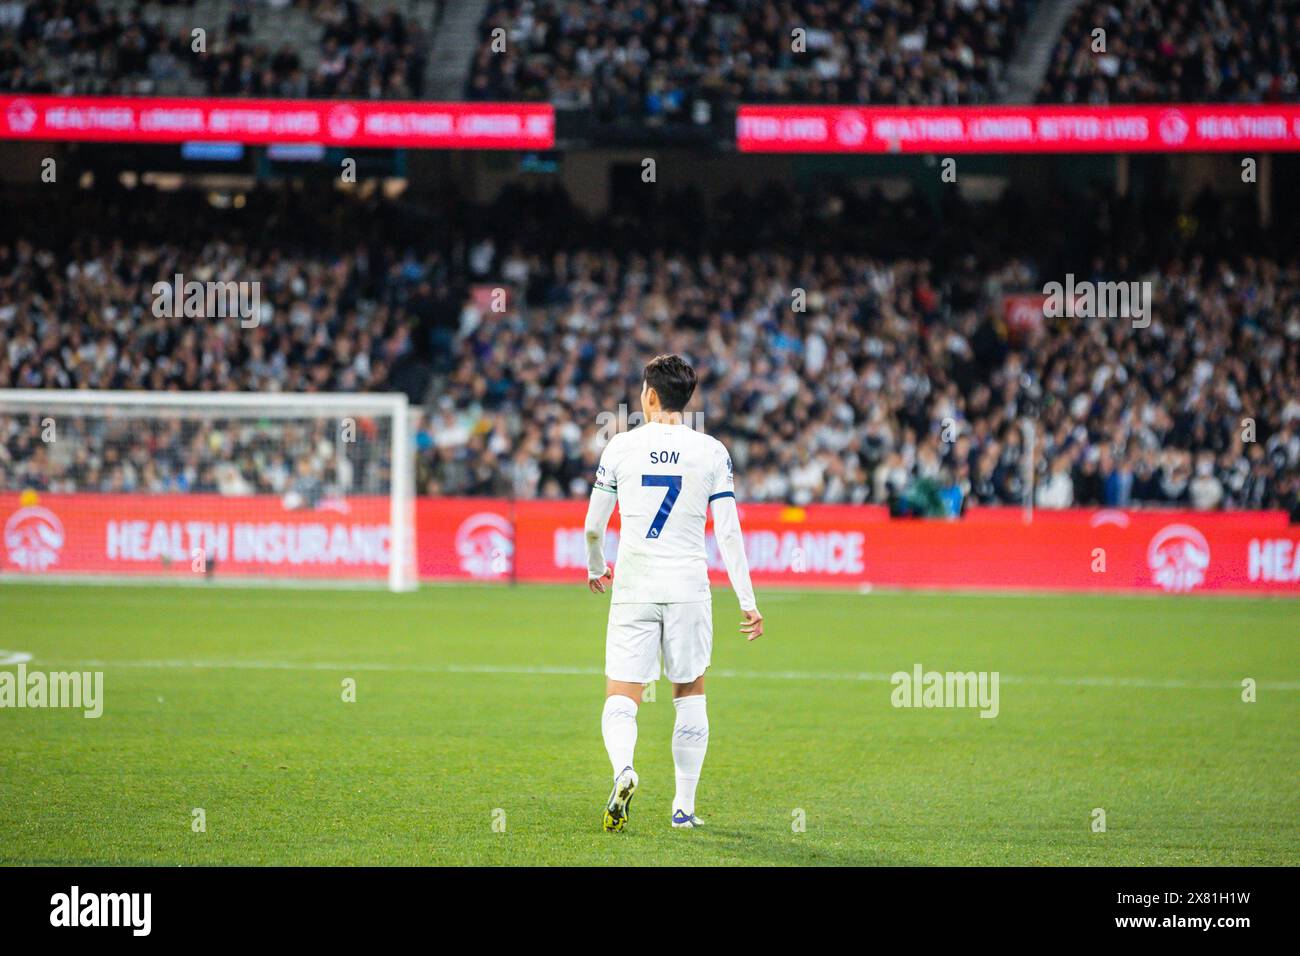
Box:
[0,390,417,592]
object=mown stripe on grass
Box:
[32,656,1300,691]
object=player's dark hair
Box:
[643,354,697,412]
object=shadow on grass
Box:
[651,825,900,866]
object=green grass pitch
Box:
[1,582,1296,866]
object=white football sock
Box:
[671,694,709,815]
[601,694,639,778]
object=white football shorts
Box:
[605,600,713,685]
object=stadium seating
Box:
[5,0,1296,109]
[0,0,437,98]
[1038,0,1300,104]
[466,0,1034,117]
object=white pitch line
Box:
[0,650,33,665]
[39,657,1300,691]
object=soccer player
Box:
[584,354,763,832]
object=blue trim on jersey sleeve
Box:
[708,491,736,502]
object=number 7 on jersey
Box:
[642,474,682,538]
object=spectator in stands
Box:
[1036,455,1075,509]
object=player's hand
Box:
[588,566,613,594]
[740,608,763,641]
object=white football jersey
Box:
[593,421,735,604]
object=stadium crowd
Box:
[431,248,1300,516]
[4,0,1297,111]
[4,414,390,503]
[1,182,1297,516]
[0,0,429,99]
[468,0,1032,117]
[1038,0,1300,104]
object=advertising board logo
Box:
[327,104,360,140]
[1157,109,1189,145]
[6,98,37,134]
[455,512,513,578]
[834,110,867,146]
[1147,523,1210,593]
[4,504,64,571]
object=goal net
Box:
[0,390,417,591]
